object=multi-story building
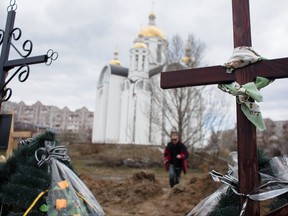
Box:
[213,119,288,156]
[1,100,94,143]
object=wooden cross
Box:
[0,2,51,110]
[161,0,288,215]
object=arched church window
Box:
[122,80,130,91]
[99,66,110,84]
[135,55,139,70]
[121,83,125,91]
[144,81,152,91]
[157,44,162,63]
[135,80,143,90]
[142,56,145,70]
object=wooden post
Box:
[161,0,288,215]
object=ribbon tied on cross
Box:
[210,169,288,216]
[187,153,288,216]
[218,46,274,131]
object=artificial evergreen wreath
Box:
[0,131,104,216]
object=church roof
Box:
[109,64,128,77]
[149,65,165,78]
[164,62,186,71]
[149,63,186,78]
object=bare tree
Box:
[149,34,230,149]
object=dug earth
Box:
[69,144,226,216]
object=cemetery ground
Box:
[65,143,272,216]
[0,142,275,215]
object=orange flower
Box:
[56,199,67,210]
[57,180,69,190]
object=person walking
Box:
[164,133,189,188]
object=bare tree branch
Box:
[147,34,230,148]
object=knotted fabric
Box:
[187,153,288,216]
[35,141,70,167]
[223,46,262,73]
[219,46,273,131]
[210,168,288,216]
[33,140,105,215]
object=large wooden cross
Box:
[161,0,288,215]
[0,2,53,110]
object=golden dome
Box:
[109,50,121,65]
[182,56,195,66]
[133,42,148,49]
[137,12,166,40]
[109,59,121,65]
[138,26,165,39]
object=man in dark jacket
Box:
[164,133,189,188]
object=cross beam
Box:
[161,58,288,89]
[4,55,48,70]
[161,0,288,215]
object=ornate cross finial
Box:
[7,0,17,12]
[0,1,57,106]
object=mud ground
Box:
[78,168,221,216]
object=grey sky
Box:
[0,0,287,124]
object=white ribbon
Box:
[210,170,288,216]
[35,141,70,167]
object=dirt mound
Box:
[80,170,221,216]
[153,175,221,216]
[71,144,227,215]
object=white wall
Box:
[105,75,126,143]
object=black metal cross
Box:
[0,1,57,110]
[161,0,288,215]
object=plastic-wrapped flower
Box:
[57,180,69,190]
[56,199,67,210]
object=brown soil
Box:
[79,171,221,216]
[69,144,226,216]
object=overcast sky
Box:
[0,0,287,125]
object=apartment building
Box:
[1,101,94,143]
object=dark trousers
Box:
[168,164,182,188]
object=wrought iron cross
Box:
[0,1,57,110]
[161,0,288,215]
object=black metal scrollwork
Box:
[11,27,21,40]
[10,28,33,58]
[0,0,58,104]
[1,65,30,101]
[0,30,4,46]
[46,49,58,66]
[7,0,17,12]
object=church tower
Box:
[137,12,168,70]
[92,11,168,145]
[128,35,150,81]
[128,12,168,81]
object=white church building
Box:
[92,12,189,145]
